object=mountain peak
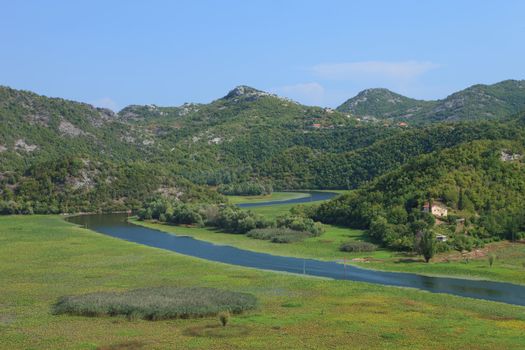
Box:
[355,88,412,99]
[337,88,429,119]
[223,85,271,100]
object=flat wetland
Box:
[1,193,525,349]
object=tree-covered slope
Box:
[336,88,435,120]
[0,86,158,170]
[115,85,395,186]
[337,80,525,124]
[0,156,224,214]
[2,81,525,214]
[314,139,525,250]
[258,121,522,189]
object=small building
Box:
[311,123,321,128]
[422,201,448,218]
[436,234,448,242]
[398,122,408,127]
[500,150,522,162]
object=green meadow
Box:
[1,215,525,350]
[133,194,525,285]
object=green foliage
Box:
[488,254,496,267]
[215,206,270,233]
[276,214,324,236]
[0,157,223,214]
[218,310,230,327]
[52,287,256,320]
[337,88,436,121]
[314,140,525,250]
[415,230,436,263]
[246,228,311,243]
[139,199,272,234]
[260,121,521,189]
[339,241,377,252]
[337,80,525,124]
[218,181,272,196]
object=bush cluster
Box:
[138,198,325,240]
[247,228,311,243]
[276,215,324,236]
[339,241,378,252]
[52,287,257,321]
[218,182,273,196]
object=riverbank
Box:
[133,219,525,285]
[2,215,525,349]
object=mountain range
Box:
[1,80,524,215]
[337,79,525,123]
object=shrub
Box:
[170,203,203,226]
[52,287,257,321]
[417,230,436,263]
[276,215,324,236]
[247,228,311,243]
[488,254,496,267]
[215,206,269,233]
[339,241,378,252]
[218,311,230,327]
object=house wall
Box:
[431,206,448,218]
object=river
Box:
[68,208,525,307]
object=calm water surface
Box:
[69,213,525,307]
[236,191,338,208]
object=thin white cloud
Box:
[272,82,325,105]
[92,97,118,111]
[311,60,440,80]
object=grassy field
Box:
[357,242,525,285]
[133,219,392,261]
[1,215,525,349]
[135,195,525,285]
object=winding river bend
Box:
[69,194,525,307]
[236,191,338,208]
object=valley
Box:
[2,215,525,350]
[2,82,525,349]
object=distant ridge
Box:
[337,80,525,123]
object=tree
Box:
[416,230,436,263]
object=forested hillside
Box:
[1,81,525,216]
[0,86,156,170]
[337,80,525,124]
[313,139,525,250]
[258,121,522,189]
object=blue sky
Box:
[1,0,524,110]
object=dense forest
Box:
[2,81,525,250]
[312,140,525,251]
[0,157,223,214]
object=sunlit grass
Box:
[1,215,525,349]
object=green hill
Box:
[0,86,157,170]
[2,81,525,214]
[313,139,525,250]
[337,80,525,124]
[336,88,435,120]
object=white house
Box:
[436,234,448,242]
[422,201,448,218]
